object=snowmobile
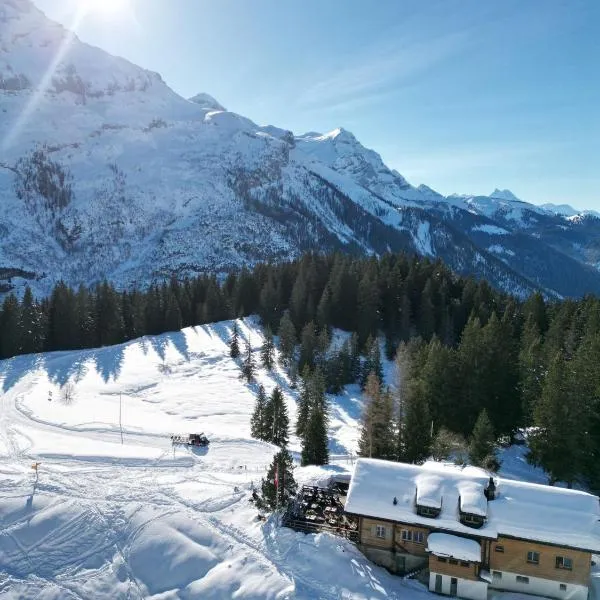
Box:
[170,433,210,447]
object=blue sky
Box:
[35,0,599,209]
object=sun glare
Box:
[82,0,129,18]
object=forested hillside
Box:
[1,251,598,491]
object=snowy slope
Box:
[0,317,589,599]
[1,0,599,300]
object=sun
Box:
[81,0,129,18]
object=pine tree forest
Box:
[1,252,599,491]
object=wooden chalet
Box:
[344,458,600,600]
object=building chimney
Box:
[485,477,496,501]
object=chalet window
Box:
[516,576,529,584]
[459,512,485,529]
[527,551,540,565]
[449,559,458,565]
[560,584,567,591]
[438,557,447,563]
[494,545,505,553]
[414,531,425,544]
[376,525,386,539]
[416,505,441,518]
[460,561,469,567]
[400,529,412,542]
[492,571,502,581]
[555,556,573,570]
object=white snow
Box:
[427,533,481,563]
[488,244,516,257]
[1,318,599,598]
[345,458,600,552]
[472,224,510,235]
[0,317,430,599]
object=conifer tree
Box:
[360,335,383,388]
[47,281,78,351]
[315,326,330,367]
[277,311,296,367]
[250,384,268,440]
[164,291,182,332]
[358,372,394,459]
[0,294,21,359]
[76,285,95,349]
[19,286,44,355]
[316,285,332,329]
[295,366,312,438]
[469,409,498,470]
[403,378,432,464]
[229,322,240,358]
[301,402,329,466]
[264,386,289,447]
[299,321,317,371]
[528,354,581,486]
[241,337,255,382]
[95,281,124,347]
[259,448,297,511]
[261,326,275,370]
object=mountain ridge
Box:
[1,0,599,299]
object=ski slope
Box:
[0,318,590,599]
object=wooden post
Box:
[119,393,123,444]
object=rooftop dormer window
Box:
[416,504,441,518]
[459,511,485,529]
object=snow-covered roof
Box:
[345,459,600,552]
[427,533,481,563]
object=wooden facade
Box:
[429,556,479,581]
[489,536,592,585]
[359,517,395,550]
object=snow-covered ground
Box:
[0,318,587,599]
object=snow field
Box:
[0,317,588,599]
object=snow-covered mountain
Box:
[1,0,600,299]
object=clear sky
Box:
[34,0,599,209]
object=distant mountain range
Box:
[1,0,599,299]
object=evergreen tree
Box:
[76,285,95,349]
[241,337,255,382]
[264,386,289,447]
[0,294,21,359]
[356,265,379,347]
[315,326,330,367]
[403,378,432,464]
[260,326,275,370]
[277,311,296,367]
[469,409,498,470]
[358,372,394,459]
[519,314,544,424]
[19,287,45,355]
[360,335,383,388]
[301,402,329,466]
[528,354,581,486]
[229,322,241,358]
[295,366,312,438]
[164,291,182,332]
[95,281,124,347]
[250,385,268,440]
[47,281,78,351]
[259,448,297,511]
[298,321,317,371]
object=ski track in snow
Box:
[0,318,577,599]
